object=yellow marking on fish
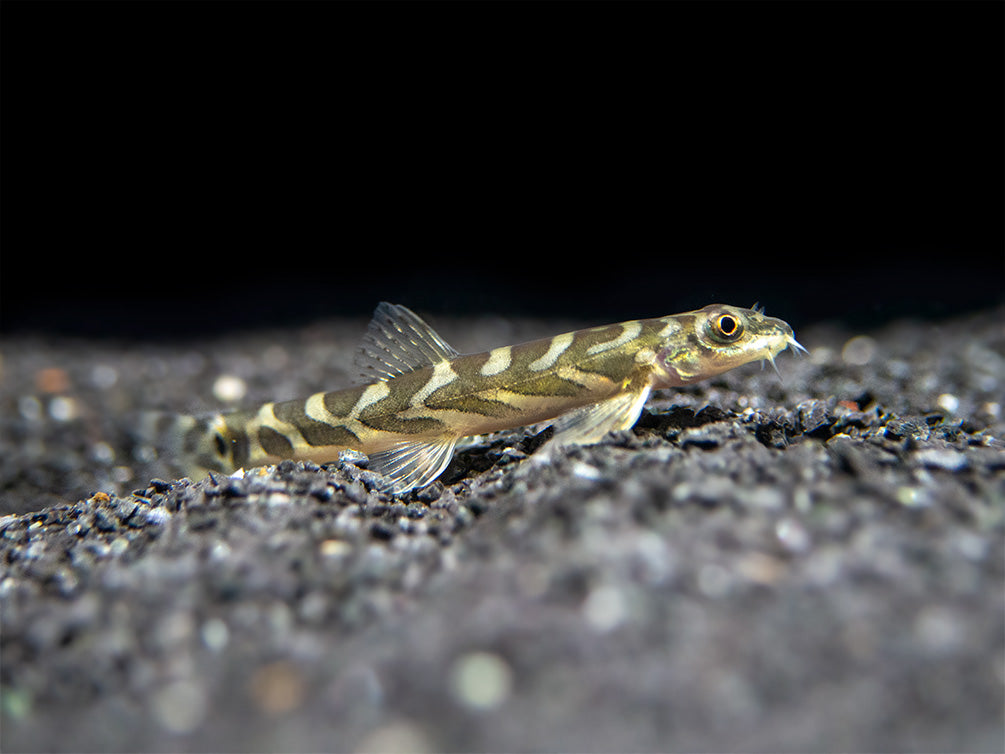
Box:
[658,318,683,338]
[351,381,390,418]
[305,391,339,425]
[155,302,805,493]
[410,360,458,407]
[480,346,512,376]
[586,320,642,355]
[635,348,656,365]
[528,332,574,372]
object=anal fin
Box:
[544,385,652,450]
[368,437,458,494]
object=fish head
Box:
[654,304,805,387]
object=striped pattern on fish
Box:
[153,302,805,493]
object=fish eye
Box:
[708,312,744,343]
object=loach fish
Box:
[148,303,806,493]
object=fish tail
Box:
[133,409,233,480]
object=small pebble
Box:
[92,509,117,532]
[109,537,130,556]
[896,486,927,508]
[914,448,968,472]
[914,606,965,654]
[583,584,628,632]
[338,449,369,468]
[35,367,70,394]
[148,478,173,492]
[448,651,513,711]
[320,539,352,558]
[212,374,247,403]
[249,661,306,715]
[775,518,811,553]
[91,442,115,464]
[841,335,877,366]
[697,563,732,598]
[744,486,785,511]
[200,618,230,652]
[1,687,31,719]
[737,552,787,585]
[48,396,78,422]
[353,721,432,754]
[809,346,834,365]
[571,462,602,481]
[140,507,171,526]
[17,396,42,422]
[937,393,960,414]
[152,679,207,734]
[90,364,118,389]
[798,400,834,436]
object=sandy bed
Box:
[1,307,1003,752]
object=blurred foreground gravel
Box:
[1,307,1003,752]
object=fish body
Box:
[157,303,804,492]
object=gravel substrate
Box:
[1,307,1003,752]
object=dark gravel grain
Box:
[1,308,1003,752]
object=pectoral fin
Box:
[545,385,653,449]
[368,437,458,493]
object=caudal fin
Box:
[131,410,231,481]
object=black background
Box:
[1,1,1002,339]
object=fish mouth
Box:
[759,331,807,378]
[785,333,808,356]
[763,316,807,355]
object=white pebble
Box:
[583,584,628,632]
[17,396,42,422]
[212,374,247,403]
[793,488,813,513]
[92,442,115,464]
[141,507,171,526]
[841,335,877,366]
[109,537,130,556]
[697,563,732,598]
[48,396,78,421]
[571,461,602,480]
[448,651,513,711]
[936,393,959,413]
[914,606,965,654]
[896,486,926,507]
[809,346,834,365]
[745,485,784,511]
[353,721,432,754]
[152,679,207,734]
[320,539,352,558]
[775,517,811,553]
[209,541,232,562]
[632,531,673,585]
[90,364,119,389]
[201,618,230,652]
[915,448,967,472]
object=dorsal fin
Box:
[354,302,460,384]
